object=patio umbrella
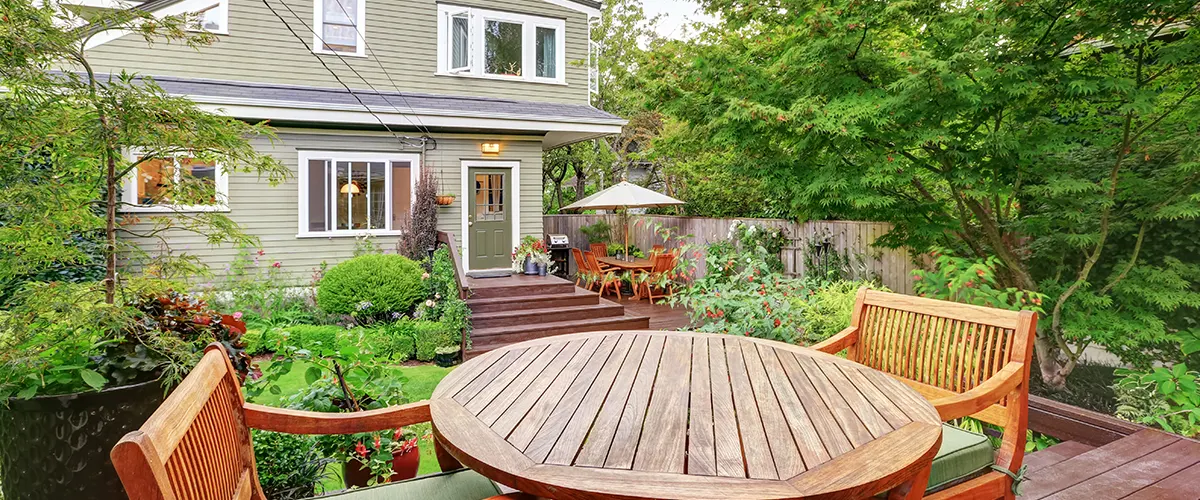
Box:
[561,181,685,259]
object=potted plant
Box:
[511,236,549,276]
[533,252,553,277]
[435,194,455,206]
[434,345,461,367]
[0,281,249,499]
[250,338,419,488]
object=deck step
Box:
[472,300,625,329]
[468,280,577,299]
[466,312,650,359]
[466,288,599,313]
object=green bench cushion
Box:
[928,424,995,492]
[318,469,502,500]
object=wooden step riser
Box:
[472,305,625,329]
[468,283,577,299]
[471,316,651,350]
[467,294,599,314]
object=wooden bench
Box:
[111,345,531,500]
[813,288,1037,500]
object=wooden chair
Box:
[111,345,531,500]
[589,242,608,258]
[571,247,593,289]
[813,288,1037,500]
[650,244,665,256]
[584,250,623,301]
[637,252,676,303]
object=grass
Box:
[246,360,455,492]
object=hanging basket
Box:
[435,195,455,206]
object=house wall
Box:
[121,128,544,284]
[82,0,591,105]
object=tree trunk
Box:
[574,160,587,202]
[103,131,117,304]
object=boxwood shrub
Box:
[413,320,459,361]
[280,324,344,355]
[363,321,417,362]
[316,254,426,319]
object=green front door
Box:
[468,168,512,270]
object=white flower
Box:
[425,299,436,308]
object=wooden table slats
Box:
[431,331,944,500]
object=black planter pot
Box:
[434,350,461,367]
[0,378,169,500]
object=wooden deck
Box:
[1021,429,1200,499]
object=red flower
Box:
[965,280,975,288]
[272,261,282,268]
[716,310,724,318]
[1033,297,1042,305]
[912,274,921,281]
[774,318,781,327]
[747,275,756,282]
[976,269,986,277]
[257,249,265,256]
[373,435,382,450]
[355,442,369,458]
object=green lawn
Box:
[248,360,455,491]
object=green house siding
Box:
[120,129,544,283]
[83,0,591,105]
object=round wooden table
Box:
[431,331,943,500]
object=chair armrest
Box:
[244,400,431,435]
[811,326,858,354]
[485,495,538,500]
[931,363,1024,421]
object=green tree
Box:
[1,0,289,303]
[646,0,1200,389]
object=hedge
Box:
[316,254,426,319]
[413,321,460,361]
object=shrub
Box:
[317,254,426,319]
[280,324,344,355]
[1114,364,1200,438]
[800,280,887,344]
[413,321,459,361]
[251,430,333,499]
[364,321,417,362]
[394,167,438,260]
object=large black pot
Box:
[0,378,168,500]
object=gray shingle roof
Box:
[141,74,623,124]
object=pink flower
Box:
[271,261,281,268]
[257,249,265,256]
[232,312,243,320]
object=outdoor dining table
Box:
[596,255,655,272]
[430,330,943,500]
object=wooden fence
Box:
[543,215,923,294]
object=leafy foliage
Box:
[645,0,1200,388]
[1114,364,1200,437]
[251,430,334,499]
[317,254,426,320]
[802,280,886,343]
[913,249,1047,313]
[394,167,438,260]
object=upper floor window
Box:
[437,4,566,84]
[313,0,366,56]
[122,153,229,213]
[198,0,228,34]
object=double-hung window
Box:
[313,0,366,56]
[437,5,566,84]
[298,152,420,236]
[122,152,229,212]
[198,0,228,33]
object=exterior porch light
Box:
[481,142,501,155]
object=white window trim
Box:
[435,4,567,85]
[296,151,421,238]
[192,0,229,35]
[312,0,367,57]
[120,150,230,213]
[460,159,521,272]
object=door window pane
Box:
[451,15,469,70]
[336,162,351,230]
[484,20,522,76]
[474,173,505,222]
[349,161,369,229]
[536,27,556,78]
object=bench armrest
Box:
[811,326,858,355]
[931,363,1025,421]
[244,400,431,434]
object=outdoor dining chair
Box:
[637,252,676,302]
[571,247,593,289]
[589,242,608,258]
[110,345,531,500]
[583,250,623,300]
[813,288,1037,500]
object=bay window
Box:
[298,152,420,236]
[436,5,566,84]
[122,153,228,212]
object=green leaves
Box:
[79,369,106,391]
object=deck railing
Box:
[435,231,471,356]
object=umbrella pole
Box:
[623,209,630,260]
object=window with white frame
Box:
[313,0,365,56]
[122,153,228,212]
[436,4,566,84]
[298,152,420,236]
[197,0,228,33]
